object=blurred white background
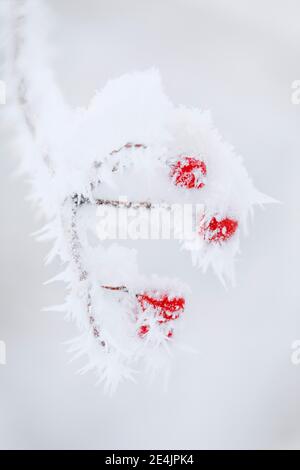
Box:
[0,0,300,450]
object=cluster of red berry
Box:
[170,155,238,244]
[104,149,239,341]
[133,156,238,338]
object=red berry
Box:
[136,292,185,338]
[170,156,207,189]
[202,216,238,243]
[138,324,150,337]
[137,293,185,322]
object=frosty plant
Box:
[2,0,272,391]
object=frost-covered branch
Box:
[10,1,107,359]
[11,0,55,175]
[73,193,160,210]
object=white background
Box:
[0,0,300,449]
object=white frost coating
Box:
[1,0,273,391]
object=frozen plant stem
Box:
[11,0,104,350]
[12,0,54,174]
